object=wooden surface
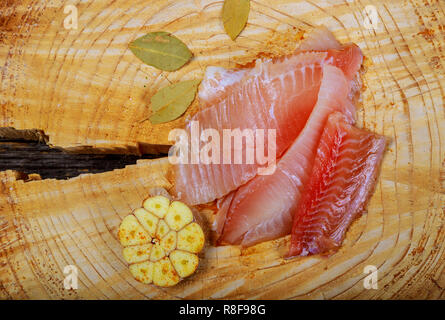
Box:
[0,0,445,299]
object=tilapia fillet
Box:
[288,113,386,257]
[174,37,363,206]
[175,53,325,205]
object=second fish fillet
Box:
[288,113,386,257]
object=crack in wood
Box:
[0,139,166,180]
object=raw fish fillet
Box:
[175,53,324,205]
[218,65,355,246]
[297,26,363,103]
[288,113,386,257]
[173,29,363,206]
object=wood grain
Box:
[0,0,444,299]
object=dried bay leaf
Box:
[222,0,250,40]
[129,32,193,71]
[149,79,201,124]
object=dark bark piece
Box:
[0,139,166,180]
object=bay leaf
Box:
[149,79,201,124]
[129,32,193,71]
[222,0,250,40]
